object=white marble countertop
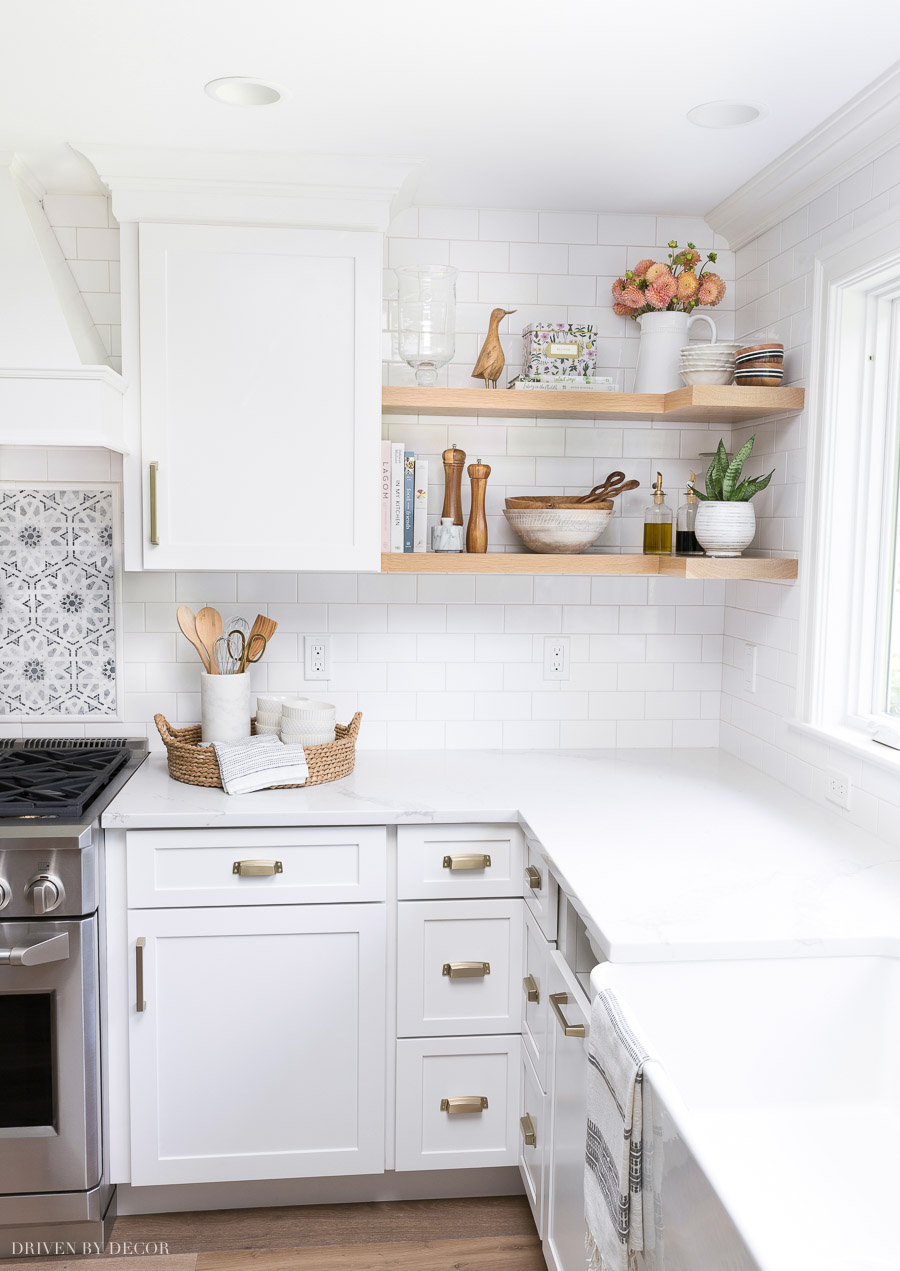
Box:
[103,747,900,961]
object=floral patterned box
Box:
[0,489,116,717]
[522,323,597,379]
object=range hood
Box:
[0,154,125,452]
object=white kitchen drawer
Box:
[397,824,525,900]
[397,899,523,1037]
[519,1044,547,1238]
[522,905,552,1090]
[126,827,386,907]
[395,1036,520,1171]
[523,840,558,941]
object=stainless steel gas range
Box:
[0,738,147,1257]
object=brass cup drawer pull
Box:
[135,937,146,1013]
[440,1096,488,1115]
[523,974,539,1003]
[525,865,542,891]
[442,961,490,978]
[549,991,585,1038]
[443,853,491,871]
[520,1113,536,1147]
[233,859,284,877]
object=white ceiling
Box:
[2,0,898,216]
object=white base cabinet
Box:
[127,903,386,1186]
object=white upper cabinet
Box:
[136,221,381,571]
[75,145,417,572]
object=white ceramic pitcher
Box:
[634,311,717,393]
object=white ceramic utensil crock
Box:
[200,671,251,743]
[634,311,718,393]
[695,501,756,557]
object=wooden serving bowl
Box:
[505,496,614,511]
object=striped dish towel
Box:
[212,734,310,795]
[585,988,652,1271]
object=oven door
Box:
[0,916,100,1195]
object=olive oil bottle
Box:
[643,471,673,555]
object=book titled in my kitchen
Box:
[390,442,404,554]
[403,451,416,552]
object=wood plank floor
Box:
[0,1196,541,1270]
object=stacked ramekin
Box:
[280,699,336,746]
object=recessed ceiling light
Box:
[204,77,284,107]
[687,101,762,129]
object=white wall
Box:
[722,144,900,842]
[2,194,731,749]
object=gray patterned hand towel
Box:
[212,734,310,795]
[585,988,651,1271]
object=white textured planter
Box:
[695,501,756,557]
[200,671,251,744]
[634,310,717,393]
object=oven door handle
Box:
[0,931,70,967]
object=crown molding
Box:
[73,144,421,232]
[706,62,900,249]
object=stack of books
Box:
[381,441,428,553]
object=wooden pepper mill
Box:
[466,460,491,553]
[441,445,466,525]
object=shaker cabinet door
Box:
[127,904,386,1185]
[135,221,381,571]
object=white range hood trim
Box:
[73,144,421,231]
[0,367,128,453]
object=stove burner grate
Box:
[0,747,131,818]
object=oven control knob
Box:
[26,874,65,915]
[0,879,9,911]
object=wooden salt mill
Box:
[441,445,466,525]
[466,460,491,553]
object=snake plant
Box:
[691,436,775,502]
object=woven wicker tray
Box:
[154,712,362,790]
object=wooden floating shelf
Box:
[381,553,798,580]
[383,384,805,423]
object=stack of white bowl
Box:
[254,693,301,735]
[280,699,336,746]
[679,341,743,386]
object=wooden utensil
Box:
[195,607,224,673]
[575,477,640,504]
[176,605,212,673]
[239,614,278,672]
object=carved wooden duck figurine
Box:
[472,307,516,388]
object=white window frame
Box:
[799,206,900,763]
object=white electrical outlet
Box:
[743,642,758,693]
[543,635,570,681]
[304,635,330,680]
[825,770,852,810]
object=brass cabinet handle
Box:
[523,974,539,1003]
[442,961,490,978]
[520,1113,536,1147]
[525,865,542,891]
[135,937,146,1013]
[233,859,283,877]
[549,991,585,1038]
[149,462,159,546]
[440,1096,488,1114]
[443,853,491,871]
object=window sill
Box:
[788,719,900,776]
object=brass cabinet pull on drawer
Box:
[549,991,585,1038]
[443,853,491,871]
[520,1113,536,1147]
[523,974,539,1003]
[135,937,146,1013]
[440,1096,488,1114]
[233,859,284,877]
[525,865,542,891]
[442,961,490,978]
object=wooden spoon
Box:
[176,605,211,673]
[195,607,224,674]
[239,613,278,673]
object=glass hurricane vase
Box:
[396,264,458,386]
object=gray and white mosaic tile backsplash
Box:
[0,489,116,715]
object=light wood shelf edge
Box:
[382,384,805,422]
[381,553,798,579]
